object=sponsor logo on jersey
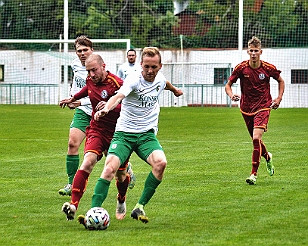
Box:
[138,94,159,107]
[75,75,86,88]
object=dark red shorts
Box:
[242,110,270,137]
[84,126,113,161]
[84,126,128,170]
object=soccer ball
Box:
[85,207,110,230]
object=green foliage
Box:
[0,0,307,49]
[0,105,307,245]
[83,5,114,38]
[132,10,179,48]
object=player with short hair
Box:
[60,53,131,220]
[77,47,183,226]
[225,36,285,185]
[117,49,141,81]
[58,35,93,196]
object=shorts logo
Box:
[259,73,265,80]
[111,143,117,149]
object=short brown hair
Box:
[141,47,161,63]
[248,36,261,48]
[74,35,93,50]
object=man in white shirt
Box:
[117,49,141,80]
[58,36,93,196]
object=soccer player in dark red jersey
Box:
[225,36,285,185]
[60,53,130,220]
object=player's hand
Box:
[59,98,72,108]
[67,101,81,109]
[173,88,183,97]
[95,101,106,111]
[270,98,282,110]
[94,109,108,121]
[231,94,240,101]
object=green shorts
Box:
[108,130,163,165]
[70,108,91,133]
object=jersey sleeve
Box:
[118,73,139,97]
[73,84,88,100]
[79,97,91,106]
[116,65,124,80]
[263,62,281,80]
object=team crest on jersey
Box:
[101,90,108,99]
[259,73,265,80]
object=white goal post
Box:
[0,39,131,51]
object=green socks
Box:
[91,172,161,209]
[66,155,79,184]
[91,178,111,208]
[138,171,161,206]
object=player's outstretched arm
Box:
[94,93,125,121]
[59,97,76,108]
[165,80,183,97]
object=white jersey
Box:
[115,71,166,134]
[70,58,92,116]
[117,62,141,80]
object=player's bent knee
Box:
[153,159,167,173]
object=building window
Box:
[0,65,4,81]
[61,65,73,84]
[291,69,308,84]
[214,68,230,85]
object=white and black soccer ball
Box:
[85,207,110,230]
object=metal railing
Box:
[1,83,307,108]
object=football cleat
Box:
[77,214,87,229]
[246,174,257,185]
[266,152,274,176]
[127,162,136,189]
[59,184,72,196]
[62,202,76,220]
[116,201,126,220]
[131,206,149,223]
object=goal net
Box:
[160,62,233,107]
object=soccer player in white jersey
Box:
[58,36,93,196]
[77,47,182,226]
[117,49,141,80]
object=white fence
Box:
[0,48,307,107]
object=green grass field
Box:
[0,105,307,246]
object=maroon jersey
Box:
[229,60,281,115]
[74,71,123,132]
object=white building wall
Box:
[0,48,307,107]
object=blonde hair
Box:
[141,47,161,63]
[248,36,261,48]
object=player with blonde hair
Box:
[77,47,182,226]
[225,36,285,185]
